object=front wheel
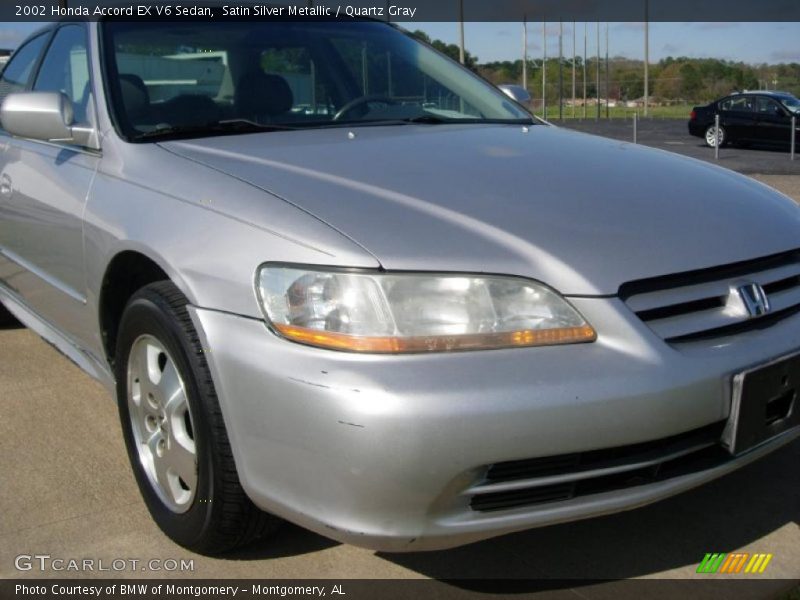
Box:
[0,302,19,327]
[115,281,280,554]
[705,124,726,148]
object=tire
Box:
[0,301,19,327]
[705,124,726,148]
[115,281,280,554]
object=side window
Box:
[756,97,781,115]
[33,25,91,123]
[0,34,49,106]
[719,96,753,112]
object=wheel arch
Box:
[98,249,193,367]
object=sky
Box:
[409,22,800,65]
[1,21,799,64]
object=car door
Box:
[718,95,756,142]
[754,96,792,145]
[0,24,99,348]
[0,31,51,294]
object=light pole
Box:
[605,22,610,119]
[596,21,600,120]
[583,23,587,119]
[572,21,576,119]
[458,0,465,65]
[644,1,649,117]
[522,17,527,91]
[542,20,547,120]
[558,21,563,120]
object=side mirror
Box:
[498,84,532,106]
[0,91,99,150]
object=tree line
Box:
[409,30,800,104]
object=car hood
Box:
[161,124,800,295]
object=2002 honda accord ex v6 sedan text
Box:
[0,19,799,554]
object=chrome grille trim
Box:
[621,250,800,342]
[625,261,800,314]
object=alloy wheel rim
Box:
[706,127,722,147]
[127,335,197,513]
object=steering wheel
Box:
[333,95,400,121]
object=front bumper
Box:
[189,297,800,551]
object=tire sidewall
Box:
[115,293,215,548]
[0,301,18,327]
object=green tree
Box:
[678,63,703,100]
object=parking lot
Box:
[557,118,800,176]
[1,175,799,598]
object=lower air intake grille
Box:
[469,421,727,513]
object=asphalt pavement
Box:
[1,176,799,598]
[555,118,800,175]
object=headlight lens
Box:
[257,266,596,353]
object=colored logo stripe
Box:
[719,553,749,573]
[697,553,773,574]
[745,554,773,573]
[697,553,726,573]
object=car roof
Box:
[737,90,797,98]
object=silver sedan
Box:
[0,19,798,554]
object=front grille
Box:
[469,421,727,512]
[620,249,800,343]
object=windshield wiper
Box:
[324,114,452,128]
[345,115,535,127]
[134,119,297,141]
[396,114,452,124]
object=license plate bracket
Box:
[724,351,800,455]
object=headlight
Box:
[257,265,596,353]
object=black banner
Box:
[1,579,799,600]
[4,0,800,22]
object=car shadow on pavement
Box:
[375,438,800,590]
[706,142,792,155]
[735,144,794,155]
[225,522,339,561]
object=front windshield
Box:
[101,21,532,141]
